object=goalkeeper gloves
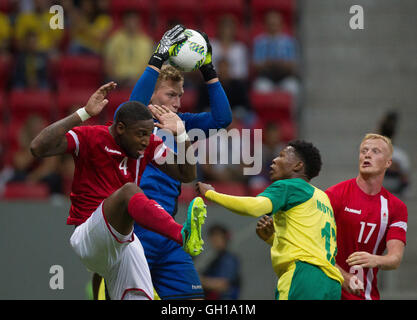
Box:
[149,24,188,70]
[197,30,218,82]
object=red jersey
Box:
[65,125,167,226]
[326,178,407,300]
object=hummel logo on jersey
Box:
[105,146,122,155]
[345,206,361,215]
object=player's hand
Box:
[196,30,217,82]
[346,251,379,268]
[149,24,187,69]
[342,273,364,296]
[85,82,117,117]
[196,30,212,66]
[256,215,274,241]
[195,181,215,197]
[149,104,185,136]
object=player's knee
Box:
[120,183,143,201]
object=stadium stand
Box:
[0,0,299,200]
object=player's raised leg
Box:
[102,182,207,255]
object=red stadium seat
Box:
[250,90,294,123]
[2,182,49,200]
[0,0,15,13]
[179,89,197,113]
[57,89,92,118]
[154,0,200,40]
[105,88,132,122]
[109,0,152,33]
[0,55,12,91]
[9,89,55,121]
[56,55,103,90]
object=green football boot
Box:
[181,197,207,256]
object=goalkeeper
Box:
[95,25,232,300]
[196,140,344,300]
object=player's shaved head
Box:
[115,101,153,128]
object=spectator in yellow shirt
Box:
[68,0,112,55]
[14,0,63,53]
[104,10,153,87]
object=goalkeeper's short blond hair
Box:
[155,65,184,89]
[361,133,393,156]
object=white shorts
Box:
[69,202,154,300]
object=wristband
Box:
[76,107,91,122]
[200,63,218,82]
[176,131,189,143]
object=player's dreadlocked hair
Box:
[288,140,322,181]
[114,101,152,127]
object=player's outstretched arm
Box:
[195,182,272,217]
[149,104,196,183]
[30,82,117,158]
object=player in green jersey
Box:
[196,140,343,300]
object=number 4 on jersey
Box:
[119,157,128,175]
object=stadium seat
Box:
[2,182,49,200]
[249,90,293,123]
[0,55,12,91]
[109,0,152,33]
[0,0,15,13]
[57,89,92,118]
[105,88,132,122]
[9,89,55,121]
[179,89,197,113]
[56,55,103,90]
[154,0,200,40]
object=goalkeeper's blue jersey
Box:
[114,66,231,299]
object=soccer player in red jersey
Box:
[326,133,408,300]
[30,82,206,300]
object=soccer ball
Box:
[168,29,208,72]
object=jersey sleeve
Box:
[257,179,314,215]
[386,199,408,244]
[65,126,90,158]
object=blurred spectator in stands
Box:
[249,121,285,189]
[7,114,62,194]
[198,119,249,184]
[104,10,153,88]
[211,14,249,84]
[14,0,63,54]
[12,31,50,89]
[200,224,241,300]
[197,58,251,121]
[378,111,411,199]
[252,10,300,96]
[0,11,11,54]
[68,0,112,55]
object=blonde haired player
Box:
[325,133,408,300]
